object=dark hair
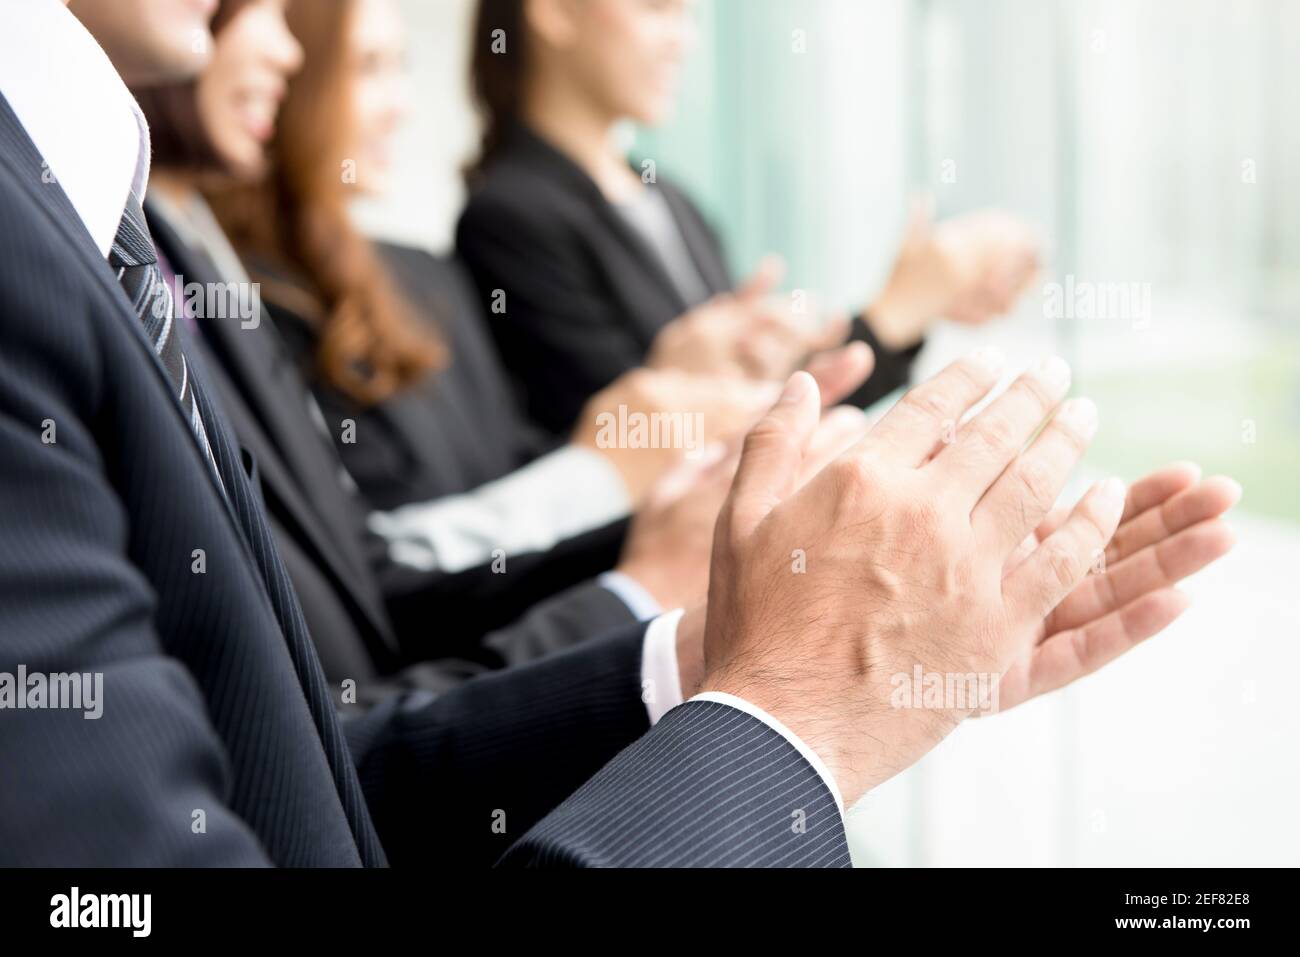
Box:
[466,0,526,183]
[134,0,258,173]
[207,0,446,407]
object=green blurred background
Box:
[637,0,1300,523]
[630,0,1300,867]
[390,0,1299,868]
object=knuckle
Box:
[1015,458,1058,512]
[951,357,991,393]
[972,414,1017,453]
[1016,372,1057,411]
[903,385,952,423]
[1078,500,1113,542]
[744,414,791,451]
[1053,416,1090,455]
[829,455,881,508]
[1044,543,1083,590]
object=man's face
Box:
[68,0,218,87]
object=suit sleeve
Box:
[0,232,273,866]
[477,579,638,666]
[343,622,652,867]
[844,313,923,410]
[377,518,633,661]
[498,699,852,867]
[457,194,647,434]
[0,288,644,867]
[1,284,644,868]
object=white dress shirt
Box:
[369,445,632,574]
[0,0,143,257]
[0,0,844,820]
[641,613,846,817]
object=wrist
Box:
[600,449,658,505]
[699,666,859,796]
[673,605,707,698]
[865,291,931,351]
[564,437,651,508]
[698,668,866,807]
[614,561,674,611]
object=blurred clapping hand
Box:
[616,400,872,612]
[646,201,1042,392]
[573,340,874,505]
[647,255,851,382]
[869,201,1042,349]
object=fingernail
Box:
[1034,355,1072,391]
[968,346,1004,374]
[780,371,811,404]
[1057,397,1098,439]
[1097,477,1126,515]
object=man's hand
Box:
[573,342,874,504]
[701,351,1133,806]
[666,468,1237,749]
[870,204,1040,348]
[991,463,1240,712]
[647,256,850,381]
[665,467,1238,725]
[618,405,873,611]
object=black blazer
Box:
[264,244,553,512]
[145,201,637,704]
[457,123,920,434]
[0,96,848,867]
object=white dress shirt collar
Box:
[0,0,148,257]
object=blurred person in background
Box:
[206,0,869,517]
[0,0,1243,870]
[190,0,1241,805]
[457,0,1041,436]
[138,0,874,701]
[8,0,874,869]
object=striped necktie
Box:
[109,189,223,486]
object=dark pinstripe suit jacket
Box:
[143,199,640,708]
[0,96,849,867]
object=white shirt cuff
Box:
[369,445,630,573]
[597,570,663,622]
[640,608,685,726]
[688,691,846,819]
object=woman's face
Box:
[196,0,304,180]
[343,0,410,195]
[548,0,694,126]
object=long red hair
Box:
[209,0,445,406]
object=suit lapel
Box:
[510,125,694,328]
[1,95,386,865]
[0,96,239,521]
[188,366,388,866]
[146,207,398,652]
